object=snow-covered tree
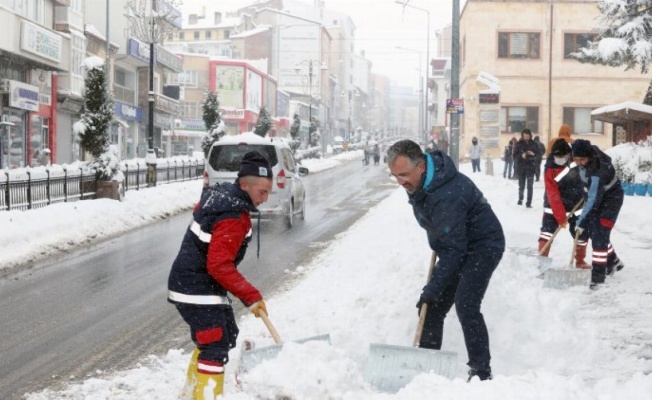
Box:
[75,56,116,181]
[289,114,301,153]
[200,91,225,157]
[644,80,652,105]
[254,106,272,137]
[308,116,320,147]
[573,0,652,73]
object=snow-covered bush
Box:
[606,140,652,183]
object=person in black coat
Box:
[386,139,505,382]
[168,151,273,399]
[502,141,514,179]
[572,139,625,288]
[533,136,546,181]
[514,128,540,207]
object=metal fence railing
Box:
[0,158,205,212]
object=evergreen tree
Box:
[308,116,320,147]
[201,91,225,157]
[644,80,652,105]
[290,113,301,140]
[76,57,115,180]
[573,0,652,73]
[254,106,272,137]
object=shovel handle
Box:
[258,309,283,344]
[539,199,584,256]
[413,251,437,347]
[568,229,581,269]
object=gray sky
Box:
[322,0,461,87]
[181,0,465,89]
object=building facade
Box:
[459,0,652,158]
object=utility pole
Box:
[450,0,460,169]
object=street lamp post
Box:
[396,46,424,140]
[396,1,430,145]
[295,60,326,151]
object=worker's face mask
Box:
[554,154,569,166]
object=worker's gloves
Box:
[575,226,585,236]
[248,300,268,318]
[560,221,568,229]
[416,288,437,316]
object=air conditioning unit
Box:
[0,79,10,93]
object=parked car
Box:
[204,132,309,228]
[332,136,345,154]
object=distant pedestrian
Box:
[502,140,514,179]
[469,137,483,173]
[514,129,540,208]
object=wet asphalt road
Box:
[0,158,397,399]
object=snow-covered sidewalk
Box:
[14,157,652,400]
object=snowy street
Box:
[2,152,651,399]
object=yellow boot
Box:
[181,348,200,400]
[193,371,224,400]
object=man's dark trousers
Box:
[419,251,502,373]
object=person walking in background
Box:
[571,139,625,288]
[538,139,590,268]
[547,124,574,156]
[509,137,519,179]
[167,151,273,399]
[386,139,505,382]
[502,140,514,179]
[514,129,540,208]
[533,136,546,181]
[469,137,483,173]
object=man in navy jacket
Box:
[387,139,505,382]
[168,151,273,399]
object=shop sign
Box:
[114,102,142,121]
[59,97,83,113]
[157,46,183,72]
[30,69,52,106]
[219,108,245,119]
[155,95,180,114]
[154,111,171,128]
[176,117,204,131]
[21,21,62,63]
[126,38,150,64]
[479,93,500,104]
[8,80,39,112]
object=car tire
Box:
[286,201,294,229]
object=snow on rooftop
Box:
[230,25,272,39]
[591,101,652,116]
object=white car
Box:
[203,132,309,228]
[332,136,345,154]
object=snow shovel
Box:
[365,252,458,393]
[537,199,584,271]
[237,309,331,374]
[543,230,591,289]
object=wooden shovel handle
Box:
[413,251,437,347]
[568,229,581,269]
[258,309,283,344]
[539,199,584,256]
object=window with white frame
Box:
[500,106,539,134]
[498,32,540,59]
[13,0,45,24]
[563,107,603,134]
[181,102,201,118]
[70,32,85,96]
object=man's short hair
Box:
[386,139,424,166]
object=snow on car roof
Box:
[216,131,291,148]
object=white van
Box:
[203,132,309,228]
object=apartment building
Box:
[459,0,652,158]
[0,0,76,168]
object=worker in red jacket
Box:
[168,151,273,399]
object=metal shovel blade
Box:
[543,268,591,289]
[365,343,457,393]
[239,334,331,374]
[537,255,553,272]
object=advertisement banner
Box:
[246,70,262,111]
[8,80,40,112]
[216,65,244,108]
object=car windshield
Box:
[208,144,278,172]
